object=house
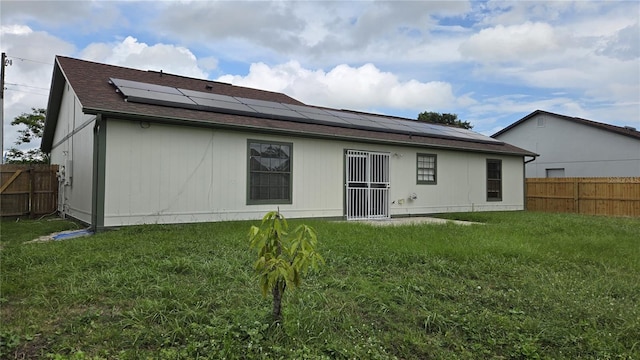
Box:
[41,56,536,230]
[492,110,640,178]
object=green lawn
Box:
[1,212,638,359]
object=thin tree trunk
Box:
[272,217,284,323]
[272,281,283,323]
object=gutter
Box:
[82,107,537,158]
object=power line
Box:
[7,56,53,66]
[5,82,50,91]
[4,88,49,96]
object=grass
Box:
[1,211,638,359]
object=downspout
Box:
[92,114,106,231]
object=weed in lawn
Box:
[249,211,324,324]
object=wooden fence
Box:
[526,177,640,217]
[0,164,59,217]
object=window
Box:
[487,159,502,201]
[417,153,437,184]
[247,140,292,204]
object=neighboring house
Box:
[493,110,640,178]
[42,56,535,230]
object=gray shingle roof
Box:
[42,56,536,157]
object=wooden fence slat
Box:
[0,164,59,217]
[526,177,640,217]
[0,170,23,193]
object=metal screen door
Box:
[345,150,390,220]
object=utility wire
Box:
[4,88,49,96]
[5,82,50,91]
[7,56,53,66]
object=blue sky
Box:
[1,0,639,154]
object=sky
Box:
[1,0,639,155]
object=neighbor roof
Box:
[42,56,536,157]
[492,110,640,141]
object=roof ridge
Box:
[54,55,304,104]
[493,109,640,140]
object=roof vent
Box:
[624,126,637,131]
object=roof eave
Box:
[493,109,640,141]
[491,110,543,138]
[41,58,67,153]
[85,107,537,157]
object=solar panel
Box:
[297,111,345,124]
[323,109,367,120]
[109,78,504,145]
[372,121,416,132]
[110,78,183,95]
[282,103,333,115]
[468,133,502,143]
[245,105,304,120]
[179,88,241,103]
[119,87,198,108]
[404,122,449,135]
[236,97,290,109]
[190,97,256,113]
[360,115,417,132]
[337,116,372,126]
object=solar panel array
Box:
[109,78,503,144]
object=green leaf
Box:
[248,210,324,321]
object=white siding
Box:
[49,83,96,224]
[496,113,640,177]
[103,119,524,226]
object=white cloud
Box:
[1,24,32,35]
[0,25,75,154]
[153,1,473,67]
[466,94,589,135]
[596,22,640,61]
[197,56,219,72]
[218,61,457,113]
[478,1,576,27]
[80,36,210,79]
[1,0,121,33]
[460,22,559,63]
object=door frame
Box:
[344,149,390,220]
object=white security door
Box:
[345,150,390,220]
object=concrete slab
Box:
[358,217,482,226]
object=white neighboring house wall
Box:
[495,112,640,178]
[101,118,524,226]
[48,83,95,224]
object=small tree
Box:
[417,111,473,130]
[249,210,324,324]
[5,108,49,164]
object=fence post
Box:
[573,178,579,214]
[52,165,59,216]
[29,166,35,218]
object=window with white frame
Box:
[417,153,437,184]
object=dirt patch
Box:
[24,229,93,244]
[360,217,482,226]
